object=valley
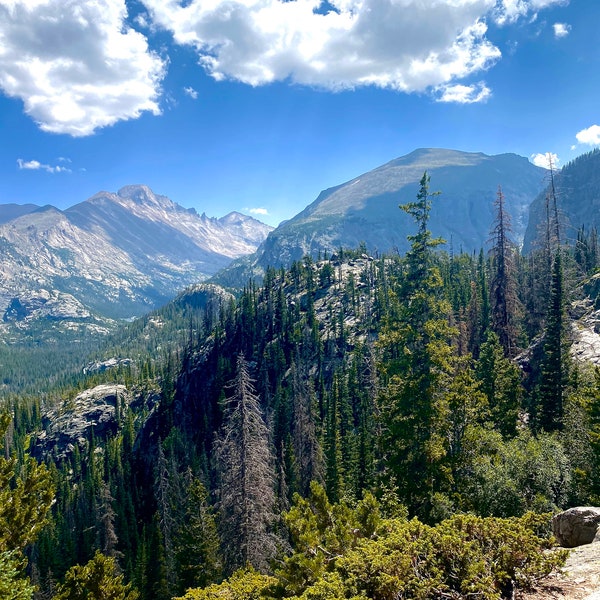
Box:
[2,148,600,599]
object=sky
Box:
[0,0,598,227]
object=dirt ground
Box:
[518,543,600,600]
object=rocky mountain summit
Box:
[216,148,547,286]
[0,185,272,336]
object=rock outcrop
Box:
[552,507,600,548]
[34,384,129,460]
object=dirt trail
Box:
[519,543,600,599]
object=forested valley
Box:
[4,171,600,599]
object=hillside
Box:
[523,149,600,252]
[4,159,600,600]
[16,164,600,592]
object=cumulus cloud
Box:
[138,0,568,98]
[141,0,503,97]
[184,86,199,99]
[553,22,571,38]
[436,82,491,103]
[17,158,71,173]
[0,0,166,136]
[248,207,269,216]
[530,152,560,169]
[0,0,571,132]
[576,125,600,146]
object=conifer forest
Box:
[5,171,600,599]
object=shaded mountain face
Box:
[523,149,600,253]
[257,148,547,270]
[0,186,272,332]
[0,203,40,224]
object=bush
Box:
[327,512,567,600]
[176,568,276,600]
[183,491,567,600]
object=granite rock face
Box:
[552,507,600,548]
[34,384,129,460]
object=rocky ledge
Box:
[34,384,129,460]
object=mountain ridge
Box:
[0,185,272,335]
[212,148,547,286]
[523,149,600,252]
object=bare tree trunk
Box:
[214,353,278,573]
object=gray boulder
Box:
[552,507,600,548]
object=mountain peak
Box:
[385,148,489,170]
[242,148,547,278]
[116,185,174,210]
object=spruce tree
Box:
[538,250,569,432]
[476,330,521,438]
[176,478,222,591]
[378,172,455,517]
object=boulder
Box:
[552,507,600,548]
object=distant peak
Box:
[115,185,176,210]
[219,211,272,228]
[220,211,246,221]
[118,184,156,201]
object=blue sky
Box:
[0,0,598,227]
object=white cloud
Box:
[248,207,269,216]
[530,152,560,169]
[17,158,71,173]
[576,125,600,146]
[494,0,568,25]
[184,86,199,99]
[141,0,503,94]
[0,0,166,136]
[134,12,151,30]
[435,82,491,103]
[553,22,571,38]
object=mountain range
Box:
[215,148,548,286]
[5,147,600,342]
[0,185,272,334]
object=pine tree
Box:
[538,250,569,432]
[0,413,54,596]
[378,172,456,517]
[53,551,139,600]
[214,354,277,572]
[489,186,520,357]
[0,550,35,600]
